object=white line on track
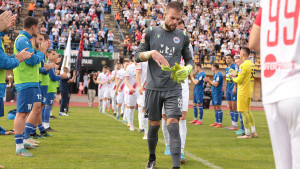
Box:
[103,112,223,169]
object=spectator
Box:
[40,25,47,33]
[59,35,66,49]
[107,31,114,46]
[28,0,35,16]
[53,35,59,49]
[3,34,11,53]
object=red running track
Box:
[4,102,264,111]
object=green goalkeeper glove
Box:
[174,63,193,84]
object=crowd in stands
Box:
[116,0,260,67]
[39,0,115,52]
[0,0,23,52]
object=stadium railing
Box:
[110,9,125,43]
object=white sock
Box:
[162,119,170,147]
[245,128,251,136]
[16,143,24,151]
[116,106,120,116]
[45,122,49,129]
[232,121,234,125]
[179,120,187,153]
[129,108,134,127]
[124,107,129,121]
[113,100,116,113]
[50,110,53,116]
[99,101,102,111]
[143,117,148,134]
[121,103,125,114]
[251,126,256,133]
[102,100,107,112]
[138,107,143,129]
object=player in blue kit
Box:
[224,54,239,130]
[204,64,224,128]
[189,63,206,125]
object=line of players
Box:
[0,14,73,157]
[95,43,258,168]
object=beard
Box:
[164,22,176,31]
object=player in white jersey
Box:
[161,19,193,164]
[106,69,112,111]
[250,3,300,169]
[115,60,129,120]
[124,60,139,131]
[136,61,149,139]
[111,62,121,116]
[96,66,110,113]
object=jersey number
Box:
[251,69,256,79]
[267,0,300,46]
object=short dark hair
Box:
[241,47,250,57]
[103,66,109,69]
[166,1,183,12]
[212,63,219,69]
[225,54,233,59]
[123,59,129,63]
[178,19,185,25]
[24,16,38,29]
[195,63,201,68]
[40,32,49,40]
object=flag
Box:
[60,33,72,74]
[75,29,85,88]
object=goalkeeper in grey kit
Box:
[134,2,193,169]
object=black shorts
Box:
[145,89,182,121]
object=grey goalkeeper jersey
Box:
[135,26,194,91]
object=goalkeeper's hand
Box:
[161,64,180,80]
[174,63,193,84]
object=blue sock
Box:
[230,111,234,121]
[24,123,34,139]
[234,111,239,123]
[14,134,23,144]
[193,106,198,119]
[239,112,245,130]
[31,126,36,134]
[44,106,51,123]
[38,124,45,132]
[218,110,223,124]
[215,110,218,123]
[198,106,203,121]
[42,106,45,123]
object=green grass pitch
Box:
[0,105,275,169]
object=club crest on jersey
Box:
[173,37,180,44]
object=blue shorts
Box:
[212,93,222,106]
[226,92,237,101]
[193,92,204,104]
[40,86,48,105]
[17,87,42,113]
[46,93,56,106]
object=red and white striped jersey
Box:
[116,69,126,92]
[256,0,300,103]
[125,63,138,94]
[136,62,148,90]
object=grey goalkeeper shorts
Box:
[145,89,183,121]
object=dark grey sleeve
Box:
[135,28,151,63]
[181,33,194,66]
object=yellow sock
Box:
[241,111,250,129]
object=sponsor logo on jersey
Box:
[173,37,180,44]
[264,54,295,78]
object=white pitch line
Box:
[103,112,223,169]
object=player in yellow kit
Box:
[230,47,258,139]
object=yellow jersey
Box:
[233,60,255,98]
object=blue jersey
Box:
[225,63,238,92]
[194,72,206,94]
[212,71,223,94]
